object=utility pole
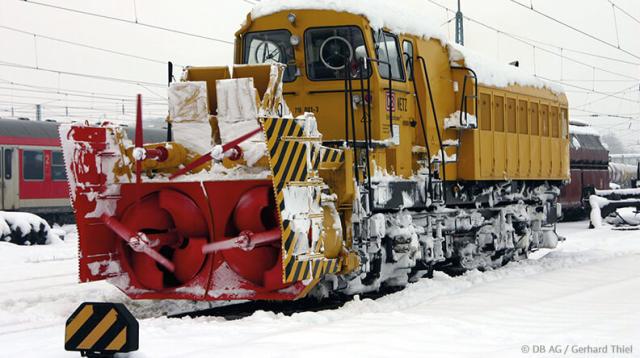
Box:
[36,104,42,121]
[455,0,464,45]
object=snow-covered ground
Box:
[0,221,638,357]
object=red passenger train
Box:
[0,117,165,223]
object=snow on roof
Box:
[447,44,564,95]
[251,0,563,95]
[252,0,448,43]
[570,124,601,137]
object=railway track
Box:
[169,287,405,320]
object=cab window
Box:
[23,150,44,181]
[402,40,414,80]
[304,26,370,81]
[374,30,405,81]
[243,30,297,82]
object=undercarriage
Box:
[316,180,563,297]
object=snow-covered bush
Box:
[0,211,61,245]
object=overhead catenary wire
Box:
[428,0,640,122]
[0,92,167,107]
[0,78,167,103]
[432,1,640,66]
[508,0,640,60]
[428,0,640,82]
[572,84,640,108]
[0,25,183,67]
[536,75,640,104]
[571,107,640,117]
[0,99,164,112]
[20,0,234,45]
[0,61,166,88]
[611,1,621,49]
[607,0,640,26]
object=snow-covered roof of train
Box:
[251,0,563,95]
[569,123,601,137]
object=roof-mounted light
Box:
[287,13,297,25]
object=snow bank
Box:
[1,222,640,357]
[251,0,448,44]
[448,43,563,94]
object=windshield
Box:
[243,30,297,82]
[305,26,370,81]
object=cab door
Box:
[374,30,413,177]
[2,147,17,210]
[1,147,4,209]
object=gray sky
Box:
[0,0,638,149]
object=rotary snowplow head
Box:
[60,63,348,301]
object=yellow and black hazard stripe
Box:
[263,117,344,283]
[65,302,138,354]
[318,146,345,170]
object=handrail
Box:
[359,58,373,211]
[366,57,394,139]
[407,57,433,201]
[417,55,446,203]
[451,65,479,126]
[343,58,359,185]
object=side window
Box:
[518,100,528,134]
[561,108,569,139]
[479,93,492,131]
[51,151,66,181]
[402,40,414,80]
[374,30,405,81]
[551,107,559,138]
[506,98,517,133]
[3,148,11,180]
[541,104,549,136]
[23,150,44,181]
[530,103,539,135]
[494,95,505,132]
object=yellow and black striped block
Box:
[65,302,139,354]
[317,146,345,170]
[262,117,343,283]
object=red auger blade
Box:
[100,214,176,272]
[202,228,280,254]
[221,127,263,152]
[168,152,213,180]
[169,127,263,180]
